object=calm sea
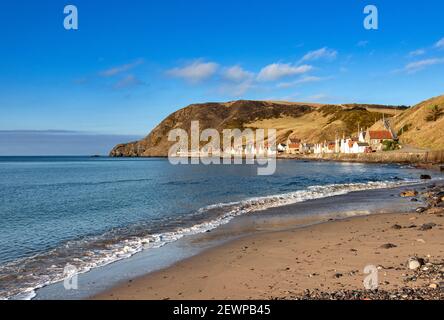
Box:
[0,156,440,299]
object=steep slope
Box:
[244,104,399,143]
[110,100,407,157]
[391,95,444,151]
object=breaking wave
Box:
[0,179,421,300]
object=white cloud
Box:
[276,76,324,88]
[408,49,426,57]
[222,66,254,82]
[435,37,444,48]
[301,47,337,62]
[220,66,255,96]
[266,93,300,102]
[306,93,329,102]
[73,77,88,85]
[113,75,144,89]
[356,40,369,47]
[167,61,219,83]
[100,59,144,77]
[218,80,255,97]
[404,58,444,73]
[257,63,312,81]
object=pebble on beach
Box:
[419,223,437,231]
[380,243,397,249]
[407,257,424,270]
[400,190,418,197]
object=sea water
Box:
[0,156,440,299]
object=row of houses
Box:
[276,128,396,155]
[173,128,396,157]
[176,144,277,157]
[278,138,315,154]
[313,129,395,154]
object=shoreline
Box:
[94,183,444,300]
[109,152,444,171]
[279,151,444,168]
[24,168,440,300]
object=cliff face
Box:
[391,95,444,151]
[110,100,316,157]
[109,100,409,157]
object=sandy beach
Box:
[95,185,444,300]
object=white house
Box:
[351,141,371,154]
[301,143,315,154]
[277,143,287,153]
[314,141,338,154]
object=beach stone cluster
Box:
[401,180,444,213]
[421,184,444,209]
[278,258,444,300]
[403,258,444,287]
[279,181,444,301]
[293,286,444,300]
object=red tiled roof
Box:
[288,143,300,149]
[368,131,393,140]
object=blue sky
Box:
[0,0,444,154]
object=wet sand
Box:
[94,204,444,300]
